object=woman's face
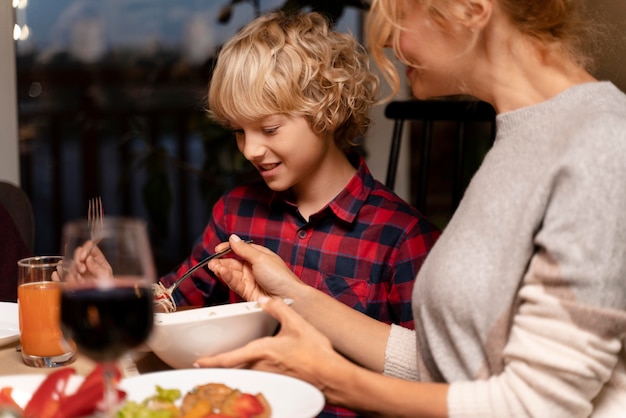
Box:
[396,1,474,99]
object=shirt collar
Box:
[269,154,374,223]
[326,154,373,223]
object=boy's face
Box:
[231,114,336,195]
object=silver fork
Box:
[153,240,253,312]
[86,196,104,255]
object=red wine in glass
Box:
[60,217,156,415]
[60,281,153,362]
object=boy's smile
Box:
[257,163,281,172]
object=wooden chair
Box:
[0,181,35,251]
[384,99,496,218]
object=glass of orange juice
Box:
[17,256,76,367]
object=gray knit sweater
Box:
[384,82,626,417]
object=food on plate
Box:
[117,385,180,417]
[1,371,271,418]
[117,382,271,418]
[0,364,125,418]
[181,383,270,418]
[0,387,22,415]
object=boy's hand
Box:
[62,241,112,283]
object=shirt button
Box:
[297,230,307,239]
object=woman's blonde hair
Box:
[366,0,599,98]
[208,11,379,151]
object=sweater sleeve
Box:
[383,324,419,381]
[448,286,626,417]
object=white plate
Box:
[0,374,84,408]
[119,369,325,418]
[0,301,20,346]
[0,369,325,417]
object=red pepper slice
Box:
[23,367,76,418]
[53,364,126,418]
[0,387,24,414]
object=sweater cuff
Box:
[383,324,419,381]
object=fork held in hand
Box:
[166,240,253,294]
[86,196,104,256]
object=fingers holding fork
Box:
[86,196,104,257]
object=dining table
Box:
[0,339,173,378]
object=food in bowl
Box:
[147,301,291,369]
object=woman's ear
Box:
[456,0,493,31]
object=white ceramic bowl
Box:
[147,301,287,369]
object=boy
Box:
[159,12,439,417]
[162,10,439,328]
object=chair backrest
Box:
[384,99,496,219]
[0,181,35,251]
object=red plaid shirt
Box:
[161,156,440,329]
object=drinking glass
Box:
[59,217,156,415]
[17,256,76,367]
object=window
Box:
[14,0,364,273]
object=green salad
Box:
[117,386,181,418]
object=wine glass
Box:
[59,217,156,415]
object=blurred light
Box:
[20,25,30,41]
[28,82,42,98]
[183,15,216,65]
[17,0,28,9]
[13,24,21,41]
[70,18,106,63]
[12,0,19,8]
[13,24,30,41]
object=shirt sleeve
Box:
[448,284,626,417]
[388,219,441,329]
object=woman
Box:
[198,0,626,416]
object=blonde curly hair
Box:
[208,11,380,152]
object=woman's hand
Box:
[196,297,449,416]
[211,234,393,375]
[194,296,345,392]
[208,234,305,301]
